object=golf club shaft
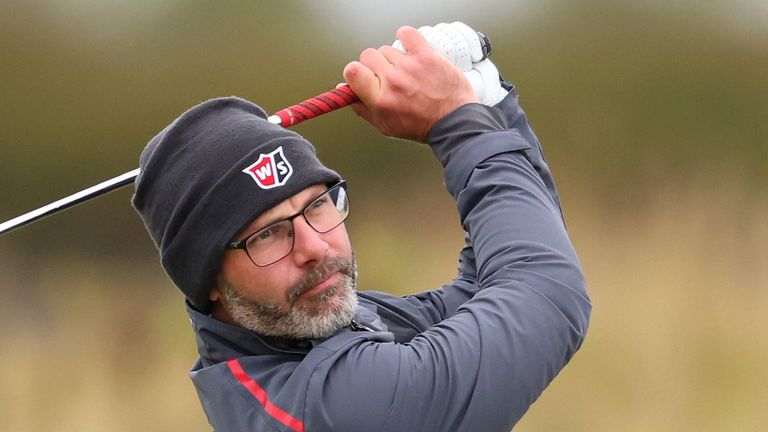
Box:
[0,85,359,236]
[0,169,140,235]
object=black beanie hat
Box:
[132,96,341,311]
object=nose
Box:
[289,215,329,266]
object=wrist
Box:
[427,103,508,163]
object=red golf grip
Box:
[271,84,359,127]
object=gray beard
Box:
[218,255,359,340]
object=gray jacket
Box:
[187,85,591,432]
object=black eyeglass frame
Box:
[225,180,349,267]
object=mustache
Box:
[286,256,356,304]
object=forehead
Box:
[237,183,328,237]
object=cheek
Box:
[220,253,286,301]
[220,252,252,286]
[329,224,353,256]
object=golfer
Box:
[133,25,591,432]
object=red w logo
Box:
[242,147,293,189]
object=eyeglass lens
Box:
[245,184,348,266]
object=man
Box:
[133,24,591,432]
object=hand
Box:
[343,26,479,142]
[393,22,508,106]
[392,22,485,72]
[463,58,509,106]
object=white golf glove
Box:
[393,22,508,106]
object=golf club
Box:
[0,85,359,236]
[1,28,492,237]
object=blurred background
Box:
[1,0,766,430]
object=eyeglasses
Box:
[226,181,349,267]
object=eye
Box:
[313,196,329,208]
[251,222,288,244]
[306,195,330,214]
[257,228,275,241]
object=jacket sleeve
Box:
[372,84,569,328]
[306,89,592,431]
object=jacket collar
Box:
[186,296,387,366]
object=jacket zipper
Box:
[349,320,374,332]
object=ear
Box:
[209,287,221,302]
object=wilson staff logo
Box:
[242,146,293,189]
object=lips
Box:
[301,272,340,298]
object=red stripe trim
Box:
[226,359,305,432]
